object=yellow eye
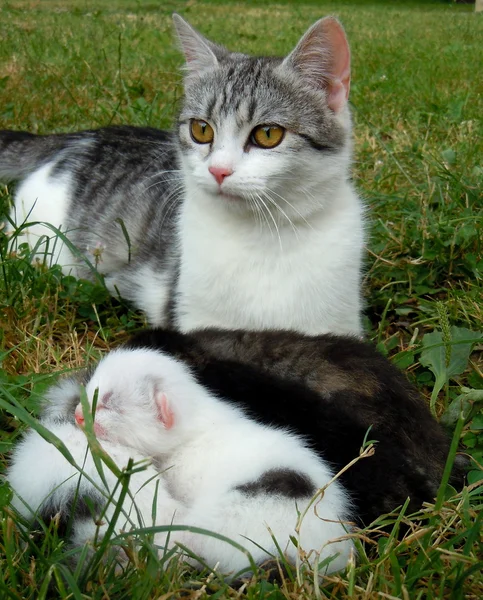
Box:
[251,125,285,149]
[190,119,214,144]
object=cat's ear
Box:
[155,391,175,430]
[172,14,226,75]
[282,17,351,113]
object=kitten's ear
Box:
[282,17,351,113]
[155,391,175,430]
[172,14,226,75]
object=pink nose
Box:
[209,166,233,186]
[74,406,85,426]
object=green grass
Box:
[0,0,482,598]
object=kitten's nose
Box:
[209,166,233,186]
[74,406,85,427]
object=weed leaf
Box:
[420,326,482,413]
[441,388,483,427]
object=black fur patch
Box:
[37,493,102,537]
[236,468,315,499]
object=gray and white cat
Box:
[8,348,354,575]
[0,14,365,335]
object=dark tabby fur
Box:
[125,328,467,525]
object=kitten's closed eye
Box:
[98,391,113,409]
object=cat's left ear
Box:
[281,17,351,113]
[155,391,175,430]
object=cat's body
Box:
[8,350,354,575]
[0,15,365,335]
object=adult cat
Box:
[0,14,364,335]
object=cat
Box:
[0,14,365,336]
[8,350,354,576]
[123,327,467,523]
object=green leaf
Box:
[441,388,483,427]
[467,470,483,486]
[392,350,415,370]
[420,330,448,413]
[0,481,13,509]
[420,326,482,414]
[446,327,483,376]
[441,148,456,166]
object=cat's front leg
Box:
[7,421,104,523]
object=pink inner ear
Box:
[155,392,175,430]
[323,18,351,113]
[327,79,348,113]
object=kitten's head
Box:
[174,14,352,222]
[74,349,196,455]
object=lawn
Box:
[0,0,482,598]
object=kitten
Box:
[8,351,354,575]
[124,327,467,522]
[0,14,364,336]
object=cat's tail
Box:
[0,130,68,181]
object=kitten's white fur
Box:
[78,348,355,572]
[8,419,178,550]
[8,348,354,574]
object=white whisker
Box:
[260,190,299,241]
[256,192,283,252]
[265,187,313,231]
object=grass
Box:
[0,0,482,597]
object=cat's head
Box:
[174,14,352,222]
[74,348,197,455]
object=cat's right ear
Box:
[155,391,175,430]
[281,17,351,114]
[172,14,226,75]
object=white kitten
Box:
[75,347,355,574]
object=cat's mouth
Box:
[217,189,243,202]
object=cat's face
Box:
[74,349,182,454]
[174,15,352,222]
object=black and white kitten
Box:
[124,327,467,523]
[8,350,354,575]
[0,15,364,335]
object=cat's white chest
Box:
[175,189,363,335]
